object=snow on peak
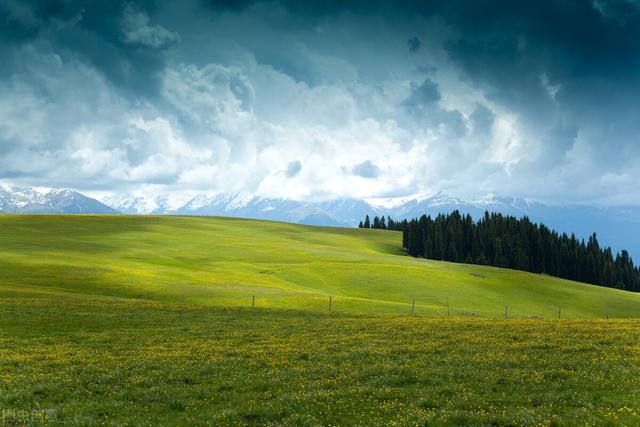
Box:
[470,194,535,212]
[47,188,77,197]
[365,191,443,209]
[422,193,465,207]
[101,192,192,214]
[366,195,416,209]
[0,185,116,213]
[225,192,256,210]
[182,195,210,210]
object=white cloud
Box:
[162,64,255,136]
[2,1,639,206]
[540,73,561,100]
[121,4,180,49]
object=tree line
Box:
[359,211,640,292]
[358,215,402,231]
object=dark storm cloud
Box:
[435,1,640,115]
[0,0,174,96]
[405,78,440,105]
[403,78,467,138]
[226,0,640,119]
[9,0,640,95]
[404,0,640,199]
[407,36,420,53]
[1,0,640,203]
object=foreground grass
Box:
[1,216,639,425]
[1,297,639,426]
[1,215,640,318]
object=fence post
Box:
[606,308,609,319]
[329,296,332,313]
[411,299,415,316]
[447,297,450,317]
[505,305,508,319]
[558,305,561,319]
[252,295,255,308]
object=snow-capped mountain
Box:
[0,185,118,214]
[376,193,640,256]
[3,185,637,256]
[101,192,357,226]
[384,193,534,219]
[175,193,348,226]
[100,193,189,215]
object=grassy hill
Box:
[1,214,639,318]
[2,215,640,425]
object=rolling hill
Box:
[2,214,640,425]
[102,191,640,257]
[1,214,638,318]
[3,185,640,257]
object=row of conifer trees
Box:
[359,211,640,292]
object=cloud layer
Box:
[1,0,639,204]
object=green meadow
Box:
[0,215,639,318]
[2,300,640,426]
[1,215,640,425]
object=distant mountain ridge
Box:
[102,192,373,227]
[102,191,640,256]
[0,185,118,214]
[1,185,639,257]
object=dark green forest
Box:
[359,212,640,292]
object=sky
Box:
[1,0,639,204]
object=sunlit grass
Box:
[0,215,639,318]
[1,215,640,424]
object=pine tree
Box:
[387,216,395,230]
[369,210,640,292]
[476,253,488,265]
[372,216,380,229]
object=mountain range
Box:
[1,185,639,256]
[101,191,640,256]
[0,185,118,214]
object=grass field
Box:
[1,215,640,425]
[1,299,639,425]
[1,215,639,318]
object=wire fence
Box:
[9,287,626,320]
[160,292,623,320]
